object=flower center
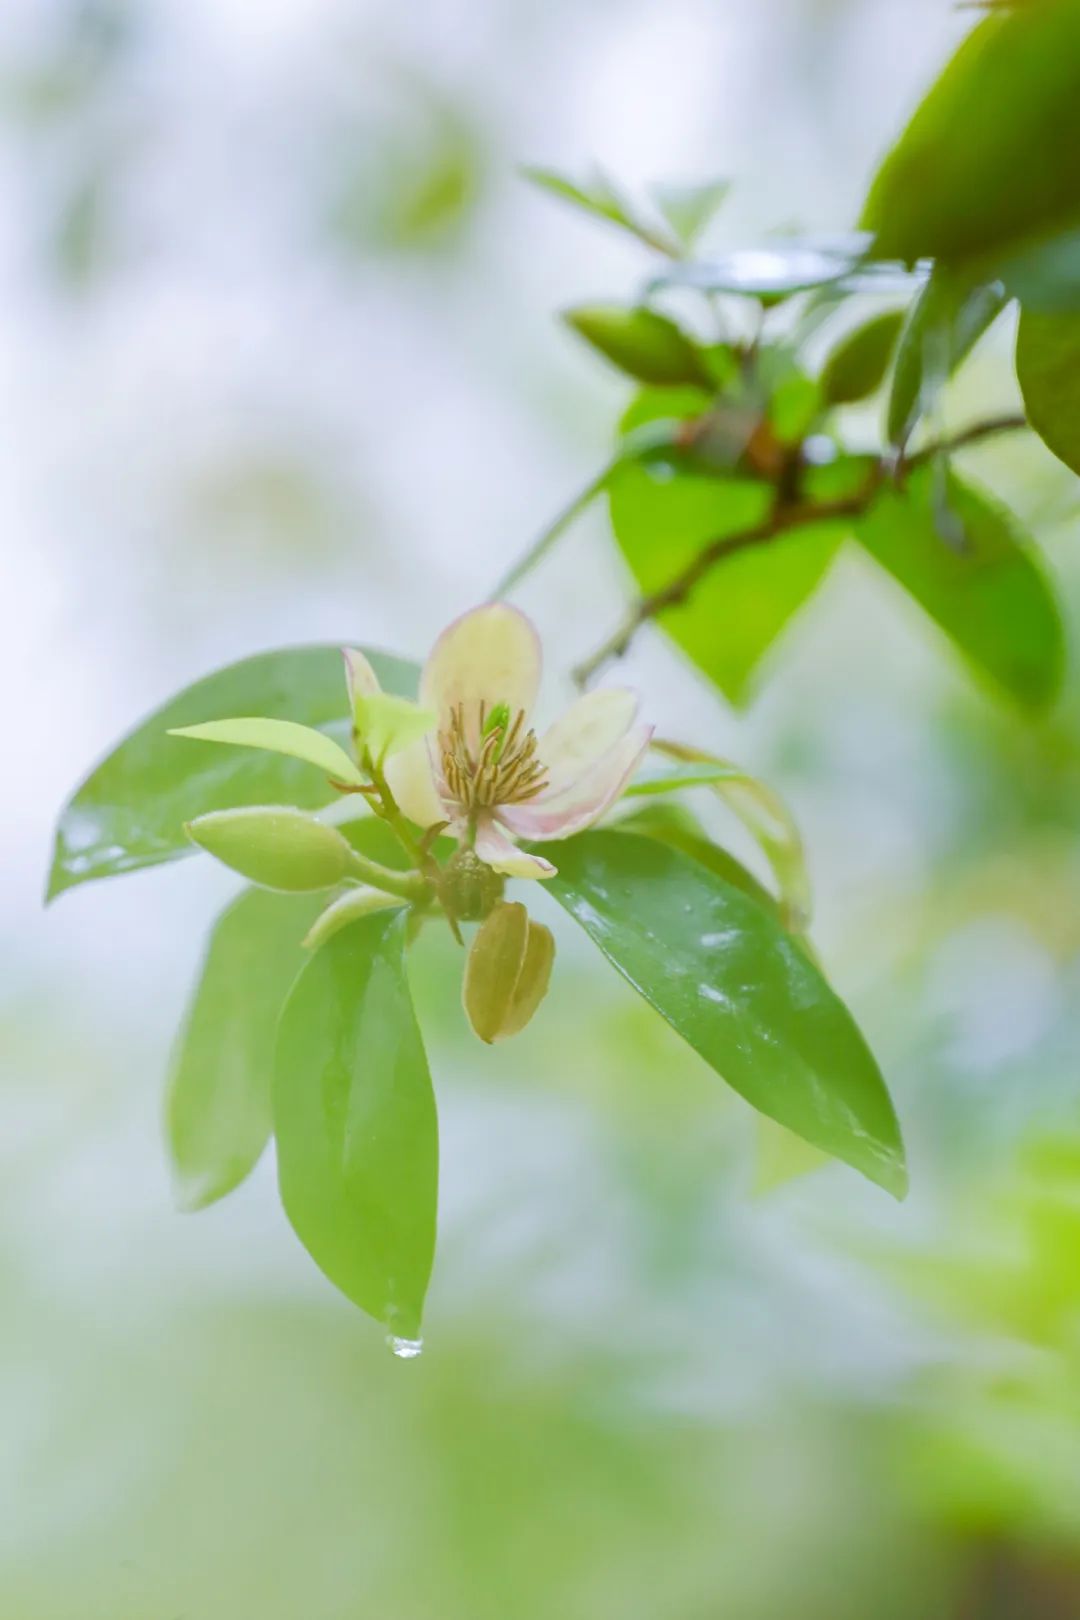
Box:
[439,701,548,812]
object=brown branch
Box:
[572,412,1029,687]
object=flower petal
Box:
[500,723,653,841]
[421,605,541,741]
[474,817,557,880]
[538,688,639,796]
[384,736,449,828]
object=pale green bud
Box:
[462,900,556,1044]
[186,807,353,892]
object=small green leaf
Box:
[48,645,419,900]
[186,807,355,892]
[820,310,905,407]
[887,270,1006,449]
[767,372,822,445]
[626,763,743,797]
[861,1,1080,267]
[302,885,403,951]
[543,831,906,1197]
[608,459,842,705]
[523,165,679,254]
[651,178,729,250]
[856,465,1065,712]
[1016,307,1080,474]
[274,909,437,1338]
[564,305,710,388]
[169,716,366,787]
[166,889,322,1212]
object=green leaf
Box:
[522,165,679,254]
[820,310,905,406]
[860,2,1080,267]
[608,461,843,705]
[625,763,743,797]
[613,802,780,920]
[994,226,1080,312]
[273,909,437,1339]
[564,304,710,388]
[887,270,1007,449]
[651,178,729,250]
[1016,308,1080,474]
[48,645,419,900]
[543,831,906,1197]
[169,716,366,787]
[166,889,323,1212]
[855,465,1064,712]
[649,237,866,299]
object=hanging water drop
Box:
[387,1334,424,1360]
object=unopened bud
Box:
[186,806,353,892]
[442,846,504,922]
[462,900,555,1044]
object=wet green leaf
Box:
[166,889,323,1212]
[861,2,1080,267]
[855,466,1064,712]
[1016,308,1080,474]
[543,831,906,1197]
[820,310,905,406]
[274,909,437,1339]
[612,802,779,920]
[48,645,419,899]
[608,462,842,705]
[564,305,710,388]
[887,271,1007,449]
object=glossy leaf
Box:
[564,305,710,388]
[48,645,419,900]
[166,889,323,1212]
[820,310,905,406]
[855,466,1064,712]
[543,831,906,1197]
[274,909,437,1338]
[1016,308,1080,474]
[168,717,366,788]
[994,226,1080,313]
[887,270,1007,449]
[613,802,779,920]
[608,460,843,705]
[861,2,1080,267]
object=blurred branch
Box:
[572,412,1029,686]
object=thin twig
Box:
[486,467,611,603]
[572,411,1029,687]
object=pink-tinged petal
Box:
[538,688,639,795]
[342,648,382,711]
[421,604,541,741]
[384,736,449,828]
[500,723,653,841]
[474,817,557,880]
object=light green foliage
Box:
[650,178,729,251]
[856,466,1065,712]
[1016,307,1080,474]
[166,889,323,1212]
[523,165,680,255]
[820,310,905,407]
[169,716,366,787]
[887,271,1007,448]
[47,645,419,899]
[564,304,710,388]
[274,909,438,1338]
[544,831,906,1197]
[185,807,354,892]
[861,0,1080,268]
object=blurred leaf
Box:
[543,830,906,1197]
[887,271,1007,449]
[994,225,1080,311]
[166,889,323,1212]
[820,310,905,407]
[274,909,437,1339]
[861,1,1080,267]
[1016,308,1080,473]
[651,178,729,250]
[626,763,745,797]
[855,466,1064,712]
[523,165,679,254]
[563,305,710,388]
[753,1116,829,1195]
[608,460,842,705]
[648,236,870,299]
[186,808,354,893]
[652,739,812,931]
[48,646,419,900]
[613,801,779,919]
[169,717,366,787]
[768,372,822,444]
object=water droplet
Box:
[387,1334,423,1360]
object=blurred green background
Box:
[6,1,1080,1615]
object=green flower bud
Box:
[462,901,556,1044]
[442,847,504,922]
[186,807,353,892]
